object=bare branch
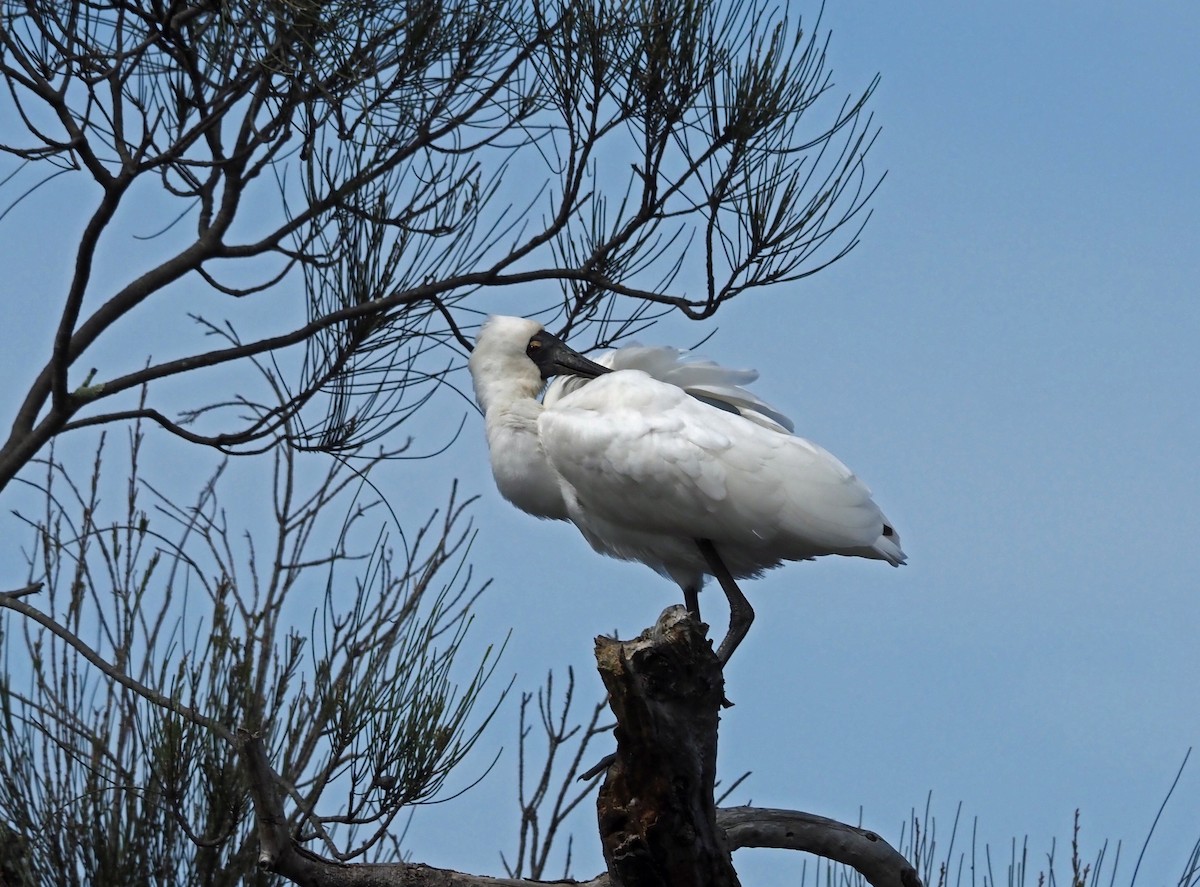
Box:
[719,807,923,887]
[506,669,609,880]
[0,585,236,743]
[239,728,612,887]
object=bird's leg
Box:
[684,579,736,707]
[695,539,754,665]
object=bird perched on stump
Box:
[468,315,905,664]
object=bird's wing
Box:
[543,344,794,433]
[539,372,890,561]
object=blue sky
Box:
[2,2,1198,884]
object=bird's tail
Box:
[873,525,907,567]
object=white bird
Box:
[468,315,905,664]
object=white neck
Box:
[470,346,568,521]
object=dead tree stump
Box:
[594,606,739,887]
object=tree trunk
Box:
[594,606,739,887]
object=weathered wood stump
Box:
[594,606,739,887]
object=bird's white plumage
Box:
[545,344,795,433]
[468,315,904,603]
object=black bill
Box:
[525,331,611,381]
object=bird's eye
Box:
[526,337,542,355]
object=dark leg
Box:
[695,539,754,665]
[683,584,701,621]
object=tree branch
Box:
[0,589,235,744]
[718,807,922,887]
[239,728,607,887]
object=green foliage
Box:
[0,422,500,883]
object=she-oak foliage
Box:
[0,0,890,883]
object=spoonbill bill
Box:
[468,315,905,663]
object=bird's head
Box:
[469,316,609,412]
[524,330,609,381]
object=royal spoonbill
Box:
[468,315,905,664]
